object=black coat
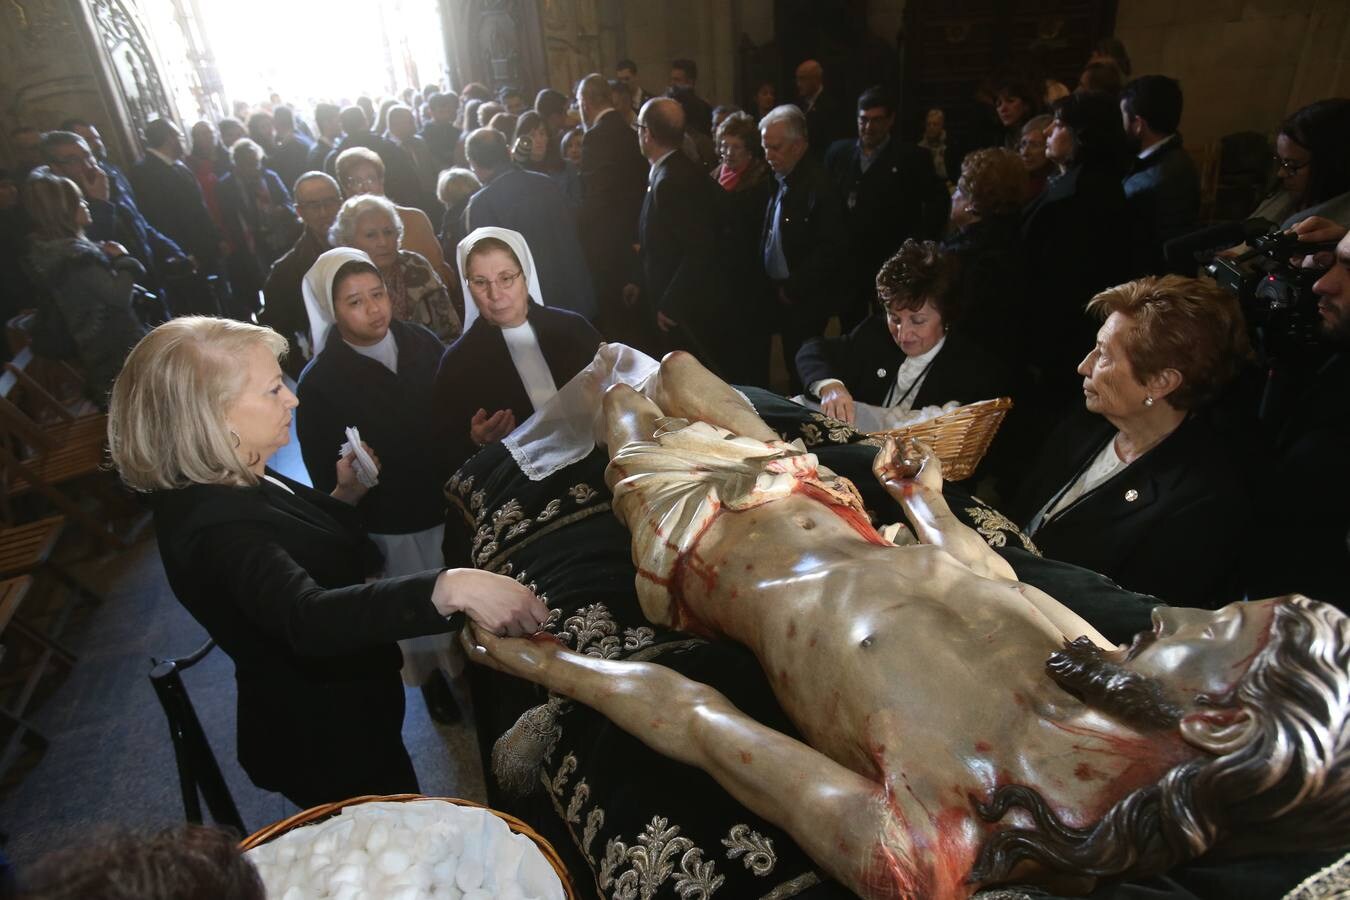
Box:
[637,151,723,336]
[801,92,852,159]
[151,471,456,803]
[465,166,597,320]
[760,151,849,323]
[578,111,647,287]
[129,153,221,269]
[296,319,450,535]
[434,303,603,471]
[261,228,327,377]
[268,133,315,196]
[216,169,300,305]
[1021,163,1131,399]
[825,137,945,322]
[940,213,1028,362]
[1011,411,1255,608]
[796,316,1011,409]
[1123,136,1200,275]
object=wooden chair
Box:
[0,516,102,639]
[0,354,123,551]
[0,575,76,783]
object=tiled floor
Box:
[0,414,486,870]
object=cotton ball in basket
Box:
[455,857,484,893]
[279,885,314,900]
[430,854,460,886]
[461,890,493,900]
[375,847,412,876]
[365,819,392,854]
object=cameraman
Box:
[1248,218,1350,610]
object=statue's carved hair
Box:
[969,596,1350,884]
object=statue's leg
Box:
[647,350,780,443]
[600,382,662,453]
[464,627,924,900]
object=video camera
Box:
[1206,219,1338,360]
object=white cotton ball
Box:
[495,881,527,900]
[327,863,364,889]
[313,818,352,857]
[340,847,369,868]
[304,852,332,876]
[274,841,298,865]
[280,886,312,900]
[516,838,564,900]
[383,884,423,900]
[488,825,525,888]
[376,848,412,876]
[431,855,459,885]
[366,820,391,854]
[330,885,362,900]
[455,858,484,892]
[461,890,492,900]
[430,887,461,900]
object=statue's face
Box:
[1121,600,1279,704]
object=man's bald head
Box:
[796,59,824,100]
[639,97,685,153]
[577,73,613,127]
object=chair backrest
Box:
[148,638,246,833]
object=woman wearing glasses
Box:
[435,227,602,471]
[328,193,460,347]
[1255,98,1350,228]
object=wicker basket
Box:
[867,397,1013,482]
[239,793,574,898]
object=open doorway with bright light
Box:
[140,0,450,124]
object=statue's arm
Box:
[465,628,938,899]
[873,438,1018,582]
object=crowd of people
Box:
[1,38,1348,818]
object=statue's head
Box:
[971,595,1350,883]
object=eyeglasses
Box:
[297,197,342,211]
[343,175,381,190]
[467,270,523,293]
[1273,155,1310,174]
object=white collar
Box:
[1137,133,1176,160]
[649,148,678,180]
[901,334,946,368]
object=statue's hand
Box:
[460,621,562,683]
[872,436,943,493]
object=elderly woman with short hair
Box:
[107,316,547,807]
[1011,275,1256,607]
[435,166,480,261]
[334,146,455,289]
[796,239,1011,426]
[328,193,460,348]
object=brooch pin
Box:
[876,368,887,378]
[1124,489,1139,502]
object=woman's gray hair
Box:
[437,167,481,207]
[229,138,264,167]
[329,194,403,248]
[107,317,287,491]
[759,104,808,142]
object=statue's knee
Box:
[603,381,639,414]
[659,350,698,378]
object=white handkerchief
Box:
[339,426,380,488]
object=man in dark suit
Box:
[575,72,649,344]
[464,128,597,320]
[420,92,461,170]
[308,103,342,173]
[262,172,340,377]
[825,86,947,330]
[268,106,315,195]
[323,106,426,212]
[616,58,655,116]
[760,104,849,393]
[795,59,851,159]
[130,118,223,275]
[625,97,726,364]
[668,58,712,136]
[1121,75,1200,275]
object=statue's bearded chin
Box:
[1046,636,1186,731]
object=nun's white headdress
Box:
[301,246,377,355]
[455,227,544,330]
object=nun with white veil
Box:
[295,246,466,723]
[434,226,604,472]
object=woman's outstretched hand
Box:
[433,569,550,637]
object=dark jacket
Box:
[269,132,315,196]
[420,120,461,169]
[801,92,852,159]
[760,151,849,321]
[796,317,1011,409]
[25,238,148,406]
[261,228,328,377]
[1012,411,1255,608]
[710,158,774,386]
[1021,163,1131,400]
[577,110,648,308]
[296,320,450,535]
[150,470,455,801]
[825,136,946,324]
[940,213,1028,362]
[307,138,335,173]
[465,166,597,320]
[637,151,723,333]
[130,153,222,269]
[86,158,185,287]
[216,169,300,308]
[1123,135,1200,275]
[434,303,602,471]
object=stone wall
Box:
[1116,0,1350,147]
